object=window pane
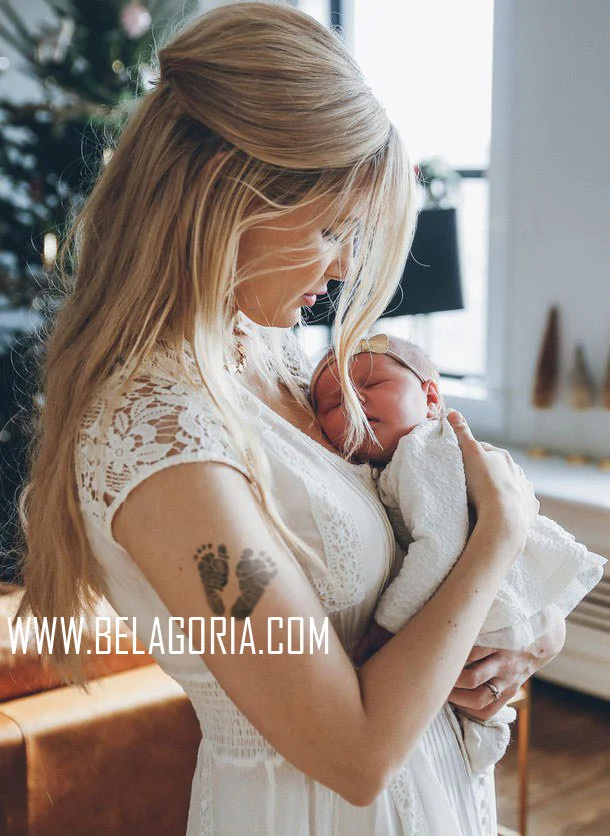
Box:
[298,0,330,27]
[353,0,494,377]
[371,178,488,377]
[353,0,494,169]
[300,178,489,377]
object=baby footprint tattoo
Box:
[193,543,230,615]
[231,548,278,619]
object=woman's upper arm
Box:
[112,459,374,805]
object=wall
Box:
[499,0,610,457]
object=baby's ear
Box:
[423,380,442,418]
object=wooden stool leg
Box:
[518,683,531,836]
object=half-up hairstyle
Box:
[15,0,418,683]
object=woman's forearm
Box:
[357,517,522,789]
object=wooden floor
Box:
[496,679,610,835]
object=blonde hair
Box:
[14,1,418,685]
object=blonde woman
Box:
[16,3,565,834]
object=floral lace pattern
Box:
[388,766,429,835]
[76,336,368,613]
[253,409,368,612]
[75,355,251,543]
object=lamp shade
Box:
[301,207,464,325]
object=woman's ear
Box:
[423,380,442,419]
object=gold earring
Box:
[224,323,247,375]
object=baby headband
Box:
[309,332,429,409]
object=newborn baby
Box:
[310,332,606,773]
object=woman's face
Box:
[235,196,362,328]
[313,353,439,465]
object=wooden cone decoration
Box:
[568,344,596,410]
[603,345,610,410]
[532,306,560,408]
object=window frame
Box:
[328,0,512,439]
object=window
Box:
[299,0,495,382]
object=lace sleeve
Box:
[75,363,252,548]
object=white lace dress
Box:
[75,339,496,836]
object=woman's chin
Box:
[243,309,301,329]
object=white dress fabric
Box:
[75,338,498,836]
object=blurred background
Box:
[0,2,608,834]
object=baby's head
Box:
[310,333,443,466]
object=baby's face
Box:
[313,353,435,465]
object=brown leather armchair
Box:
[0,584,202,835]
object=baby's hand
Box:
[352,619,394,666]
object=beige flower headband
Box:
[309,332,429,410]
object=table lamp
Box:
[301,206,464,326]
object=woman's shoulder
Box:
[75,342,250,538]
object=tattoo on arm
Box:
[193,544,278,619]
[231,548,278,619]
[194,543,230,615]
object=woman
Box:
[16,3,564,834]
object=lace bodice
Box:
[76,367,252,545]
[73,336,490,836]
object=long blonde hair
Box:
[14,1,418,684]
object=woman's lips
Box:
[302,289,328,306]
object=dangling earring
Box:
[224,320,247,375]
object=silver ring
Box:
[482,681,502,701]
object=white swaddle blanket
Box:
[373,412,606,773]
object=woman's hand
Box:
[449,609,567,720]
[446,411,540,554]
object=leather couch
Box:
[0,584,201,835]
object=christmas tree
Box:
[0,0,197,582]
[0,0,197,309]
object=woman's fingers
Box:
[447,410,476,441]
[451,645,532,718]
[446,411,482,458]
[464,645,495,666]
[454,651,501,689]
[449,681,520,721]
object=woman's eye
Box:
[322,229,340,242]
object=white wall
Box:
[499,0,610,457]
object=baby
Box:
[310,332,606,773]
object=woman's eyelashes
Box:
[321,229,341,243]
[321,220,361,244]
